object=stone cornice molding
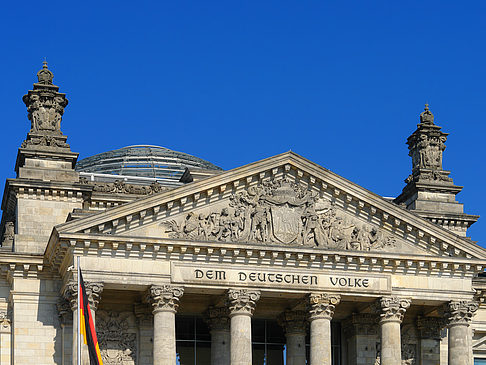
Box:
[147,285,184,314]
[62,280,104,311]
[205,306,230,332]
[417,316,445,339]
[308,293,341,320]
[227,289,261,316]
[441,300,479,326]
[47,234,486,279]
[52,152,486,260]
[373,296,411,324]
[278,310,307,334]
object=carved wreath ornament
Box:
[164,178,397,251]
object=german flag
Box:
[79,270,103,365]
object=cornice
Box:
[0,253,46,281]
[47,232,486,277]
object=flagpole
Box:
[77,255,81,365]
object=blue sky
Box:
[1,1,485,244]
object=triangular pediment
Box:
[54,152,486,260]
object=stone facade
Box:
[0,64,486,364]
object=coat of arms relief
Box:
[164,178,400,252]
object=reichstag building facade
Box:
[1,63,486,365]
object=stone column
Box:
[342,313,379,365]
[417,316,444,365]
[307,293,341,365]
[278,310,307,365]
[206,306,231,365]
[373,297,411,365]
[135,304,153,365]
[227,289,261,365]
[442,300,479,365]
[57,298,73,365]
[147,285,184,365]
[63,281,104,365]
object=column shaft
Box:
[153,310,176,365]
[286,332,306,365]
[380,321,401,364]
[231,314,252,365]
[211,330,230,365]
[310,317,331,365]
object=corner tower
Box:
[1,63,89,253]
[394,104,478,236]
[16,61,78,181]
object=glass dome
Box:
[75,145,222,182]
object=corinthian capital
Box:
[227,289,261,316]
[205,306,230,332]
[147,285,184,314]
[441,300,479,326]
[308,293,341,320]
[62,281,104,311]
[278,310,307,334]
[373,297,411,323]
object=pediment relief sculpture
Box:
[163,178,409,253]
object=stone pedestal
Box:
[374,297,411,365]
[206,306,231,365]
[278,310,307,365]
[227,289,261,365]
[147,285,184,365]
[442,300,479,365]
[307,293,340,365]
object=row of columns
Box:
[62,282,479,365]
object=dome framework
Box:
[75,145,222,183]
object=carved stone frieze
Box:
[441,300,479,326]
[308,293,341,320]
[147,285,184,314]
[278,310,307,334]
[205,306,230,331]
[227,289,261,316]
[417,316,445,339]
[163,177,398,252]
[342,313,378,337]
[0,309,11,333]
[373,297,411,323]
[96,311,137,365]
[80,178,168,195]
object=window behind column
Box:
[176,316,211,365]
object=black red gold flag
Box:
[79,270,103,365]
